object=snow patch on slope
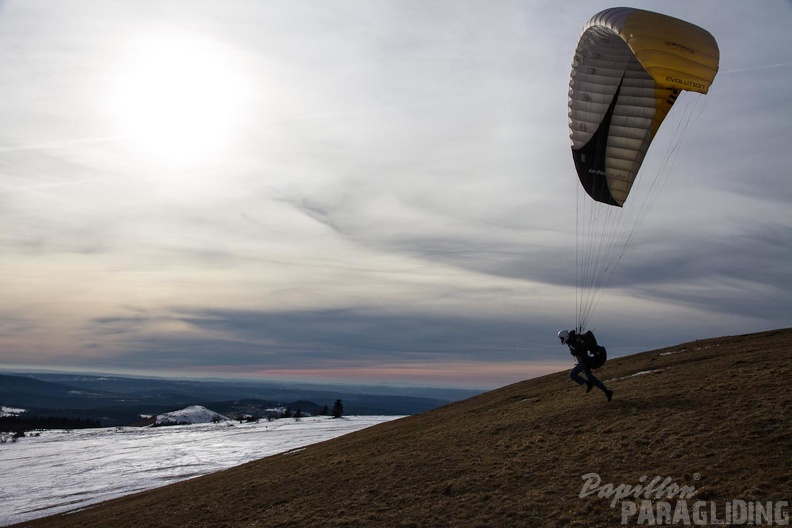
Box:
[1,415,401,526]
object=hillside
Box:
[154,405,229,425]
[13,328,791,528]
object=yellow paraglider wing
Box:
[568,7,719,206]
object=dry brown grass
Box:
[13,328,792,527]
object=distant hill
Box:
[13,328,792,528]
[0,374,123,409]
[154,405,229,426]
[0,373,474,425]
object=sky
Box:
[0,1,790,389]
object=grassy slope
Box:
[14,328,791,528]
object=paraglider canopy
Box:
[568,7,719,332]
[569,7,719,207]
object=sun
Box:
[111,32,247,165]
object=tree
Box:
[320,405,329,416]
[331,399,344,419]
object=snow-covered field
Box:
[0,415,401,526]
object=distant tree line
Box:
[312,400,344,418]
[263,406,304,421]
[151,420,192,428]
[0,399,346,435]
[0,414,101,434]
[154,414,226,427]
[315,400,343,418]
[262,400,343,420]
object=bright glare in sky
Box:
[111,32,247,165]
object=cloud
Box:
[0,1,789,388]
[71,305,566,388]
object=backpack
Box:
[584,345,607,370]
